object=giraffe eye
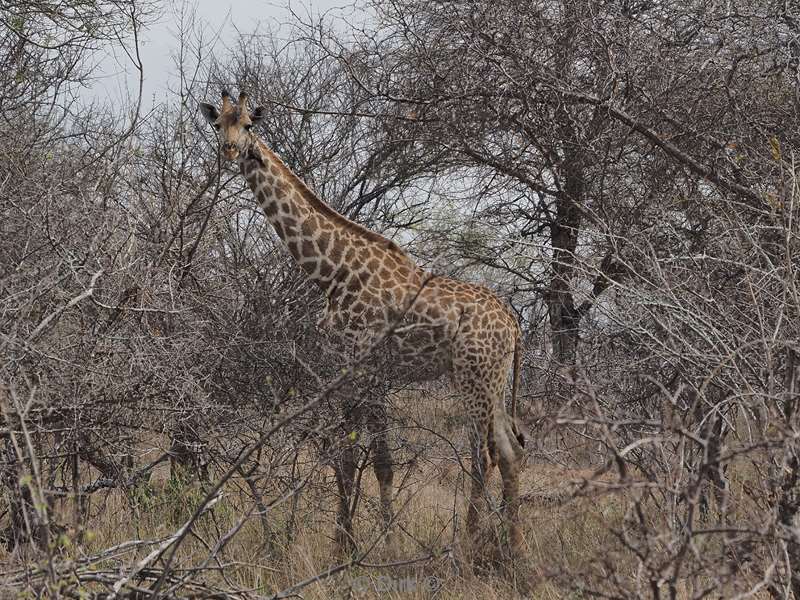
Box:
[213,123,220,130]
[243,123,253,131]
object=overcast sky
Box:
[91,0,345,107]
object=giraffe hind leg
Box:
[465,409,493,551]
[494,408,525,557]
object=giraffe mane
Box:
[254,140,412,259]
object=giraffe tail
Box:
[511,332,525,448]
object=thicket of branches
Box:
[2,0,800,598]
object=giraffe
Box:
[199,90,527,557]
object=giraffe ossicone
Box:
[200,90,527,558]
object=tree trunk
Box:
[547,149,584,366]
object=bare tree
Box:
[4,0,800,597]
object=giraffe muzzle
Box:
[222,142,239,159]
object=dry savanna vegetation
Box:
[2,0,800,598]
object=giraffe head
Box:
[199,90,266,161]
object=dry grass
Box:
[0,398,780,598]
[0,437,630,598]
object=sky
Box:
[90,0,347,108]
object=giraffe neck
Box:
[239,139,419,299]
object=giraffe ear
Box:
[250,106,266,125]
[199,102,219,125]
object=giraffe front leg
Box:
[364,396,395,544]
[333,441,358,555]
[333,397,362,556]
